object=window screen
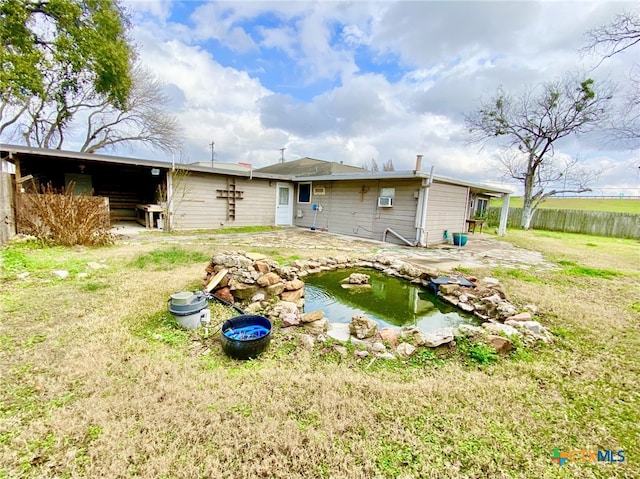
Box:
[298,183,311,203]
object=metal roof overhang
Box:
[0,144,514,194]
[0,144,287,181]
[293,171,514,196]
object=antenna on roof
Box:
[279,147,286,163]
[209,140,215,168]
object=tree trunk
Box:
[521,172,535,229]
[521,200,535,229]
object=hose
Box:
[206,291,245,315]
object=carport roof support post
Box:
[498,193,510,236]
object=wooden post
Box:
[13,156,21,195]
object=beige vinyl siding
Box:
[326,181,377,238]
[172,173,278,230]
[424,182,469,244]
[293,179,420,242]
[372,179,421,244]
[293,181,374,238]
[294,182,333,230]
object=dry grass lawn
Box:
[1,229,638,478]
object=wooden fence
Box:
[487,207,640,239]
[0,171,15,244]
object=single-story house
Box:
[255,155,511,246]
[0,145,512,246]
[0,144,285,231]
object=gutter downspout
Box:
[415,163,433,247]
[498,193,510,236]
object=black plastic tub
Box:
[220,315,272,360]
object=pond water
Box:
[303,268,479,333]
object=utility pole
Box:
[279,148,286,163]
[209,141,215,168]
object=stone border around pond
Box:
[202,251,553,360]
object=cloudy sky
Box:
[120,0,639,196]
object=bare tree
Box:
[155,158,190,232]
[584,10,640,148]
[382,159,395,171]
[80,66,183,154]
[17,65,183,154]
[466,74,612,229]
[363,158,379,171]
[584,10,640,62]
[496,149,600,214]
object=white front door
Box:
[275,183,293,225]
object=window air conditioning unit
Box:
[378,197,393,207]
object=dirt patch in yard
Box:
[118,227,556,274]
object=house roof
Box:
[0,144,513,195]
[0,144,284,180]
[294,170,514,195]
[255,157,366,176]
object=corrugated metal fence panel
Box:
[487,207,640,238]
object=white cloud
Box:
[124,0,174,22]
[92,1,640,196]
[257,25,297,56]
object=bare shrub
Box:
[155,164,190,232]
[16,182,113,246]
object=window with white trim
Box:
[298,182,312,203]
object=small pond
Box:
[304,268,480,333]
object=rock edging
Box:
[202,251,553,360]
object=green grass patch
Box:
[375,439,421,478]
[82,281,111,292]
[0,381,41,423]
[129,246,209,270]
[407,348,444,367]
[490,196,640,213]
[453,265,473,274]
[1,243,88,280]
[130,309,192,347]
[557,259,622,279]
[227,403,252,418]
[457,338,498,365]
[257,249,303,265]
[86,424,103,442]
[492,267,546,284]
[24,334,47,347]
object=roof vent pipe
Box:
[415,154,423,173]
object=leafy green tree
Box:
[466,74,612,229]
[0,0,133,139]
